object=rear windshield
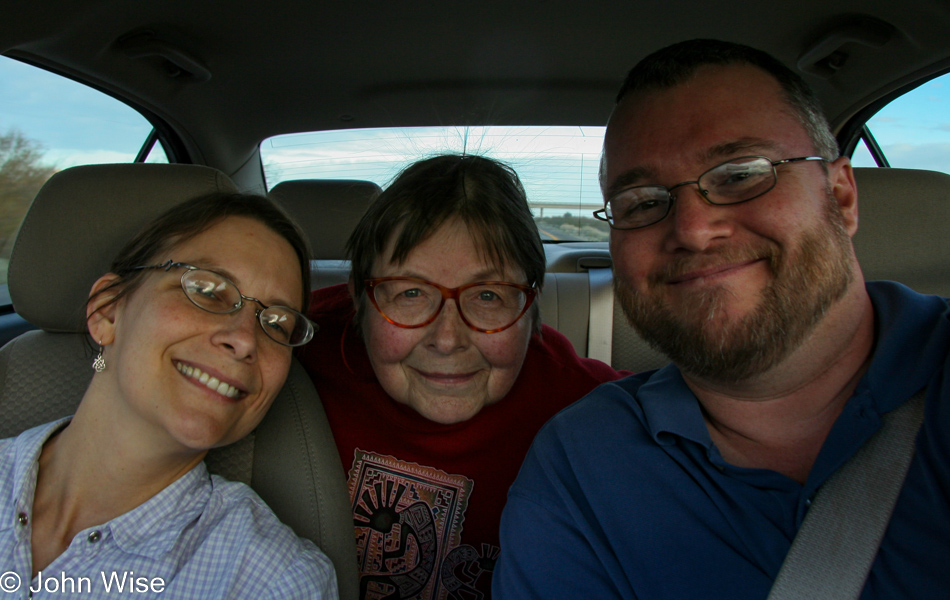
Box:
[261,126,608,242]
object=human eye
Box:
[611,188,669,226]
[708,159,772,193]
[189,279,224,299]
[721,167,756,185]
[476,289,500,302]
[261,311,293,339]
[392,286,432,306]
[467,284,521,309]
[183,272,234,310]
[462,284,526,329]
[377,280,434,306]
[627,197,667,214]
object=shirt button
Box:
[805,497,813,507]
[88,530,102,543]
[17,512,28,525]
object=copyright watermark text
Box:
[1,570,165,594]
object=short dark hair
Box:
[89,192,312,318]
[346,154,544,330]
[613,39,839,161]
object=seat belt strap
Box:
[767,388,926,600]
[586,266,614,364]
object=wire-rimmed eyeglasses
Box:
[593,155,828,230]
[364,277,537,334]
[134,260,315,346]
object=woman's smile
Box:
[412,367,482,386]
[363,219,533,424]
[175,360,246,400]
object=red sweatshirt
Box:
[297,284,627,600]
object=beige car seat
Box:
[269,179,380,290]
[0,163,359,600]
[852,167,950,297]
[589,166,950,373]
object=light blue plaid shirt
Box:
[0,419,337,599]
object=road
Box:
[537,225,588,242]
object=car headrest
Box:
[268,179,380,260]
[9,163,238,333]
[852,167,950,297]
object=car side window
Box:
[850,72,950,173]
[0,56,164,303]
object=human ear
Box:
[829,156,859,237]
[85,273,123,345]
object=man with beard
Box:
[493,39,949,600]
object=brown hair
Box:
[610,39,838,164]
[88,192,312,319]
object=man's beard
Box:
[615,194,854,383]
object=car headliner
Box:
[3,0,950,183]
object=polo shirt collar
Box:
[860,281,950,410]
[637,364,711,448]
[633,282,949,451]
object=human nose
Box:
[665,184,733,252]
[424,298,469,354]
[210,304,260,361]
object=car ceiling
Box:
[4,0,950,177]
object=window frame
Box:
[837,67,950,164]
[0,55,187,312]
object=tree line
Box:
[0,130,57,273]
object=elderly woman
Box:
[0,193,336,598]
[296,154,625,600]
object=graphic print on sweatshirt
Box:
[349,449,497,600]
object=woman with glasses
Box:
[0,193,336,598]
[296,154,626,600]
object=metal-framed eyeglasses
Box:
[593,155,828,231]
[364,277,538,334]
[133,260,315,347]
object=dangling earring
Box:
[92,341,106,373]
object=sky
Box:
[4,54,950,205]
[0,57,153,166]
[852,78,950,171]
[261,125,607,211]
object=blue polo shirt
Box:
[494,281,950,600]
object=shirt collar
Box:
[106,461,211,558]
[636,364,711,448]
[859,281,950,410]
[1,418,71,535]
[0,418,212,558]
[633,281,949,448]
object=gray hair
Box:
[346,154,545,333]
